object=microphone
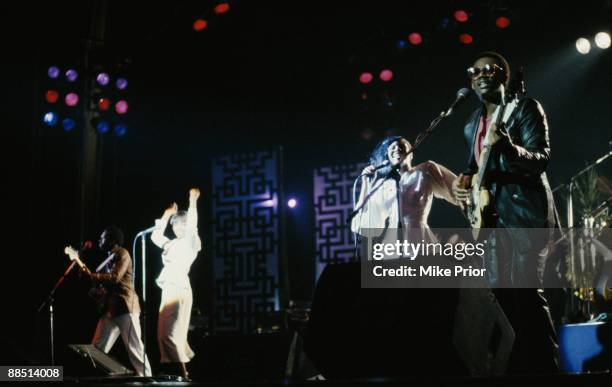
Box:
[372,160,390,171]
[359,160,391,178]
[79,240,93,253]
[445,88,472,116]
[136,226,157,237]
[349,161,392,223]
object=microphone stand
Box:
[133,229,150,377]
[37,260,78,365]
[408,103,459,158]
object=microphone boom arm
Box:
[408,88,471,157]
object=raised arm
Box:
[187,188,202,252]
[151,203,177,248]
[187,188,199,232]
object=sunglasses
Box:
[467,63,504,79]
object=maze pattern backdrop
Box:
[212,150,280,333]
[314,162,366,279]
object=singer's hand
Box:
[189,188,200,201]
[452,174,471,202]
[361,165,376,177]
[164,202,178,217]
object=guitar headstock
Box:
[64,246,79,261]
[506,66,526,102]
[64,245,87,271]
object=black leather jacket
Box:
[463,97,555,228]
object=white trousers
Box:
[158,286,195,363]
[92,313,152,376]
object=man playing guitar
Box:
[451,52,557,374]
[65,226,151,376]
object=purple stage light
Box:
[116,78,128,90]
[65,69,78,82]
[48,66,60,79]
[287,198,298,208]
[96,72,110,86]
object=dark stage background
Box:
[1,0,610,374]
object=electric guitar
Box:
[461,106,506,239]
[64,246,108,311]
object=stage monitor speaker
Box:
[67,344,133,376]
[302,263,470,379]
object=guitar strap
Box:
[478,99,519,167]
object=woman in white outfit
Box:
[151,188,201,379]
[351,136,458,256]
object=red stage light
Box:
[408,32,423,45]
[454,10,469,23]
[214,2,230,14]
[45,90,59,103]
[193,19,208,31]
[359,72,373,84]
[496,16,510,29]
[379,69,393,82]
[98,98,111,111]
[459,33,473,44]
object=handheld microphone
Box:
[372,160,390,171]
[359,160,391,178]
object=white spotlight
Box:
[595,32,611,49]
[576,37,591,54]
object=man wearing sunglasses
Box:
[451,52,558,374]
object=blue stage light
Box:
[62,118,76,131]
[43,112,58,126]
[114,124,127,137]
[96,121,110,134]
